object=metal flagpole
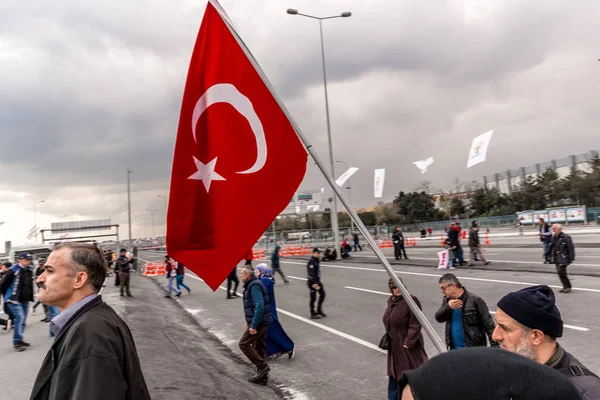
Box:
[214,3,447,354]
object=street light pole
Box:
[287,8,351,257]
[146,209,159,238]
[127,169,133,243]
[33,200,45,243]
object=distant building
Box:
[482,150,598,195]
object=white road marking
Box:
[361,255,600,268]
[183,273,387,354]
[344,286,590,332]
[277,309,386,354]
[288,275,308,281]
[277,260,600,293]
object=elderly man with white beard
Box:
[493,285,600,399]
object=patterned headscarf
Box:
[256,263,272,278]
[389,277,405,295]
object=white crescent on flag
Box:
[413,157,434,174]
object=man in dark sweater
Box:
[30,243,150,400]
[493,285,600,399]
[0,253,34,351]
[115,248,134,297]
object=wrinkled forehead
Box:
[46,247,73,269]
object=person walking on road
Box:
[435,273,498,350]
[226,266,240,299]
[307,248,326,319]
[539,218,553,264]
[448,222,464,266]
[392,227,408,260]
[164,256,181,299]
[0,261,14,332]
[383,277,428,400]
[270,245,290,284]
[30,242,151,400]
[239,264,273,386]
[468,221,491,267]
[256,264,295,361]
[352,232,363,252]
[175,261,191,294]
[493,285,600,398]
[116,248,134,297]
[0,253,34,352]
[546,224,575,293]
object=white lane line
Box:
[277,260,600,294]
[287,275,307,281]
[276,309,386,354]
[361,255,600,268]
[344,286,590,332]
[183,273,386,354]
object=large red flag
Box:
[166,1,307,290]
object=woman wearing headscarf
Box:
[255,263,295,360]
[382,277,428,400]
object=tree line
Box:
[271,155,600,231]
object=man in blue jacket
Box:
[0,253,35,351]
[239,264,273,385]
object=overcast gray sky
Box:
[1,0,599,245]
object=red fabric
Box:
[166,2,307,291]
[243,249,254,261]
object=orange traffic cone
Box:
[484,233,490,246]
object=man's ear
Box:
[531,329,545,346]
[73,271,89,290]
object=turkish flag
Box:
[166,0,307,291]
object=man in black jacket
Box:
[116,248,134,297]
[392,227,408,260]
[467,221,491,266]
[30,242,150,400]
[546,224,575,293]
[307,248,326,319]
[435,273,497,349]
[493,285,600,399]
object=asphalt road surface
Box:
[139,249,600,400]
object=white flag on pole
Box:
[467,129,494,168]
[437,249,449,269]
[335,167,359,187]
[374,169,385,198]
[413,157,434,174]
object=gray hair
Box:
[439,273,463,288]
[241,265,255,276]
[53,243,107,293]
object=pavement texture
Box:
[138,249,600,400]
[1,273,285,400]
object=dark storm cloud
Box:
[0,0,599,225]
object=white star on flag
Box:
[188,156,226,192]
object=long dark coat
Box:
[382,295,428,379]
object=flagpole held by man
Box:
[167,0,447,354]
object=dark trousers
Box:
[226,269,239,296]
[309,282,326,314]
[556,264,572,289]
[388,376,400,400]
[394,244,407,259]
[239,324,269,368]
[354,241,362,251]
[120,272,131,296]
[273,266,287,282]
[454,247,464,265]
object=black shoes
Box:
[317,311,327,318]
[560,288,572,293]
[248,375,268,386]
[310,314,321,320]
[249,364,270,383]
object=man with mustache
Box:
[493,285,600,399]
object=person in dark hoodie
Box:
[270,245,290,284]
[1,253,34,352]
[307,248,326,319]
[447,222,464,266]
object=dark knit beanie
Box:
[497,285,563,338]
[399,347,580,400]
